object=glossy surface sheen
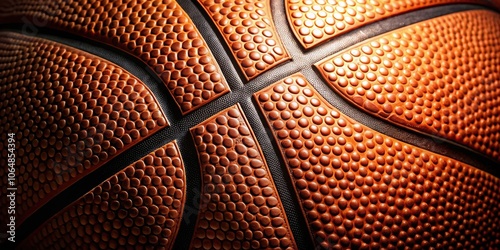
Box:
[0,32,167,225]
[1,1,500,249]
[0,0,229,114]
[198,0,290,80]
[316,10,500,161]
[255,73,500,249]
[190,105,296,249]
[22,142,186,250]
[285,0,490,49]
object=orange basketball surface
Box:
[0,1,499,249]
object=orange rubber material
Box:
[254,73,500,249]
[198,0,290,81]
[286,0,492,49]
[21,142,186,250]
[0,32,168,226]
[315,10,500,161]
[0,0,229,114]
[189,104,297,249]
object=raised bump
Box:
[286,0,492,49]
[189,104,297,249]
[21,141,186,249]
[254,73,500,249]
[0,0,230,114]
[197,0,290,81]
[0,32,168,226]
[315,10,500,161]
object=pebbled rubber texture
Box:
[189,104,297,250]
[2,2,500,250]
[0,0,229,114]
[315,10,500,161]
[21,141,186,250]
[254,73,500,249]
[0,32,168,226]
[197,0,290,81]
[285,0,491,49]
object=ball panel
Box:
[189,104,297,249]
[285,0,493,49]
[21,141,186,249]
[0,32,167,227]
[316,10,500,161]
[0,0,230,114]
[0,1,499,249]
[198,0,291,81]
[255,73,500,249]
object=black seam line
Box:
[177,0,246,87]
[269,3,498,250]
[4,3,500,248]
[267,5,498,160]
[1,3,498,249]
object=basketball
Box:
[1,0,500,249]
